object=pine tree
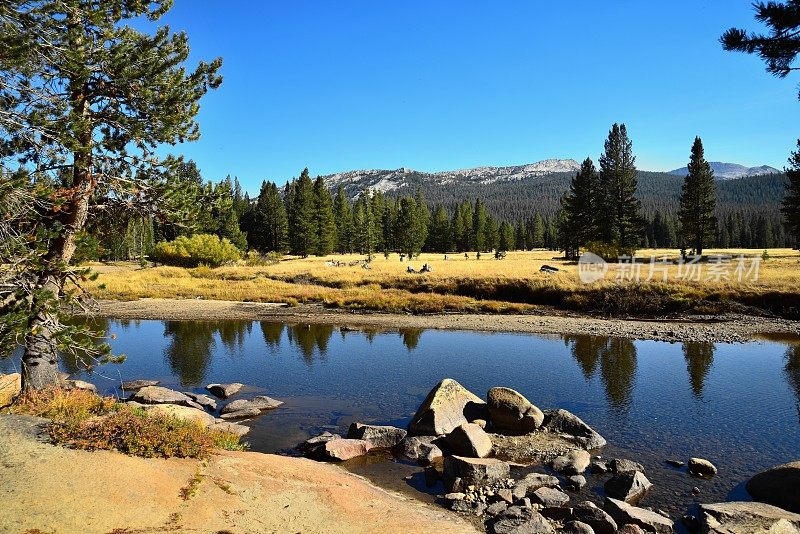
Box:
[354,190,376,258]
[249,181,288,253]
[429,205,452,253]
[473,198,488,252]
[484,216,499,252]
[561,157,600,256]
[597,123,644,249]
[371,191,386,253]
[290,169,317,257]
[333,186,353,254]
[782,141,800,248]
[396,196,420,258]
[312,176,336,256]
[530,214,545,249]
[498,221,516,252]
[678,137,717,255]
[382,200,397,255]
[413,190,430,256]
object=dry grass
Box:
[83,248,800,317]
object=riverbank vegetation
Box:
[85,248,800,318]
[4,388,245,459]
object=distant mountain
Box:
[323,158,581,193]
[318,158,785,222]
[667,162,780,180]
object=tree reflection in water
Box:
[260,322,284,348]
[565,335,637,414]
[785,344,800,423]
[399,329,424,351]
[162,321,247,387]
[286,324,335,364]
[683,342,715,399]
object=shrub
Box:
[8,387,116,422]
[585,241,637,262]
[150,234,241,267]
[244,250,282,266]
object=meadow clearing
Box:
[84,248,800,318]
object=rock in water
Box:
[131,386,200,409]
[443,456,510,492]
[407,378,487,436]
[444,423,493,458]
[219,408,261,420]
[317,438,372,461]
[487,386,544,433]
[511,472,560,500]
[183,392,218,410]
[552,450,591,475]
[609,458,645,474]
[604,471,652,505]
[220,396,283,414]
[394,436,443,465]
[699,502,800,533]
[205,383,244,399]
[120,379,160,391]
[142,404,217,427]
[567,475,587,491]
[747,461,800,514]
[541,409,606,449]
[603,497,673,534]
[688,457,717,478]
[347,423,407,448]
[297,432,341,453]
[65,380,96,393]
[572,501,618,534]
[531,487,569,507]
[0,373,21,408]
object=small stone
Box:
[604,471,652,505]
[444,422,493,458]
[65,379,96,393]
[317,438,372,461]
[443,492,466,501]
[512,473,560,500]
[665,459,685,468]
[497,488,514,503]
[347,422,407,448]
[609,458,644,474]
[443,456,510,492]
[219,407,261,420]
[393,435,443,465]
[603,497,673,534]
[561,521,595,534]
[541,409,606,449]
[120,379,160,391]
[206,382,244,399]
[552,450,591,475]
[297,431,340,452]
[688,457,717,478]
[183,392,218,410]
[486,501,509,516]
[692,486,700,495]
[573,501,618,534]
[143,404,216,427]
[220,395,283,414]
[567,475,587,491]
[131,386,198,408]
[210,421,250,436]
[487,386,545,433]
[0,373,22,408]
[531,487,569,507]
[590,460,609,474]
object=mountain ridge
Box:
[667,161,780,180]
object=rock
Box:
[492,509,554,534]
[692,486,700,496]
[572,501,618,534]
[120,379,159,391]
[665,459,685,468]
[552,450,591,475]
[443,492,466,501]
[498,488,514,503]
[688,457,717,478]
[407,378,487,436]
[219,408,261,420]
[604,471,652,505]
[512,473,560,500]
[567,475,587,491]
[205,382,244,399]
[0,373,21,408]
[590,460,609,474]
[210,421,250,437]
[541,409,606,450]
[443,456,510,492]
[131,386,199,408]
[183,392,218,410]
[298,431,340,452]
[699,501,800,533]
[220,395,283,414]
[562,521,595,534]
[444,422,493,458]
[746,461,800,514]
[142,404,216,427]
[487,501,510,516]
[531,487,569,508]
[394,435,443,465]
[125,401,146,409]
[609,458,645,474]
[451,499,474,513]
[65,380,96,393]
[347,423,407,448]
[603,497,673,534]
[473,418,487,429]
[487,387,544,433]
[617,526,646,534]
[540,506,573,521]
[317,438,372,461]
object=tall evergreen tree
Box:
[354,190,377,258]
[290,169,317,257]
[312,176,336,255]
[561,157,600,257]
[429,205,452,253]
[473,198,488,252]
[782,141,800,248]
[530,214,545,248]
[498,221,516,252]
[597,123,644,249]
[333,186,353,254]
[678,137,717,255]
[413,190,430,255]
[249,181,288,253]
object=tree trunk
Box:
[21,274,65,390]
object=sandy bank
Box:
[90,298,800,343]
[0,415,476,534]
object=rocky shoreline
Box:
[89,298,800,344]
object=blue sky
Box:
[143,1,800,193]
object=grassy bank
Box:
[84,248,800,318]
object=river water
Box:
[3,319,799,517]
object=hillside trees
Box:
[0,0,221,389]
[782,142,800,248]
[333,186,353,253]
[287,169,317,257]
[312,176,336,255]
[678,137,717,255]
[246,181,288,253]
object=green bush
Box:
[150,234,241,267]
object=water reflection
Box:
[683,342,715,399]
[162,321,251,386]
[260,322,284,348]
[286,324,335,363]
[400,329,424,351]
[565,335,637,413]
[786,344,800,422]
